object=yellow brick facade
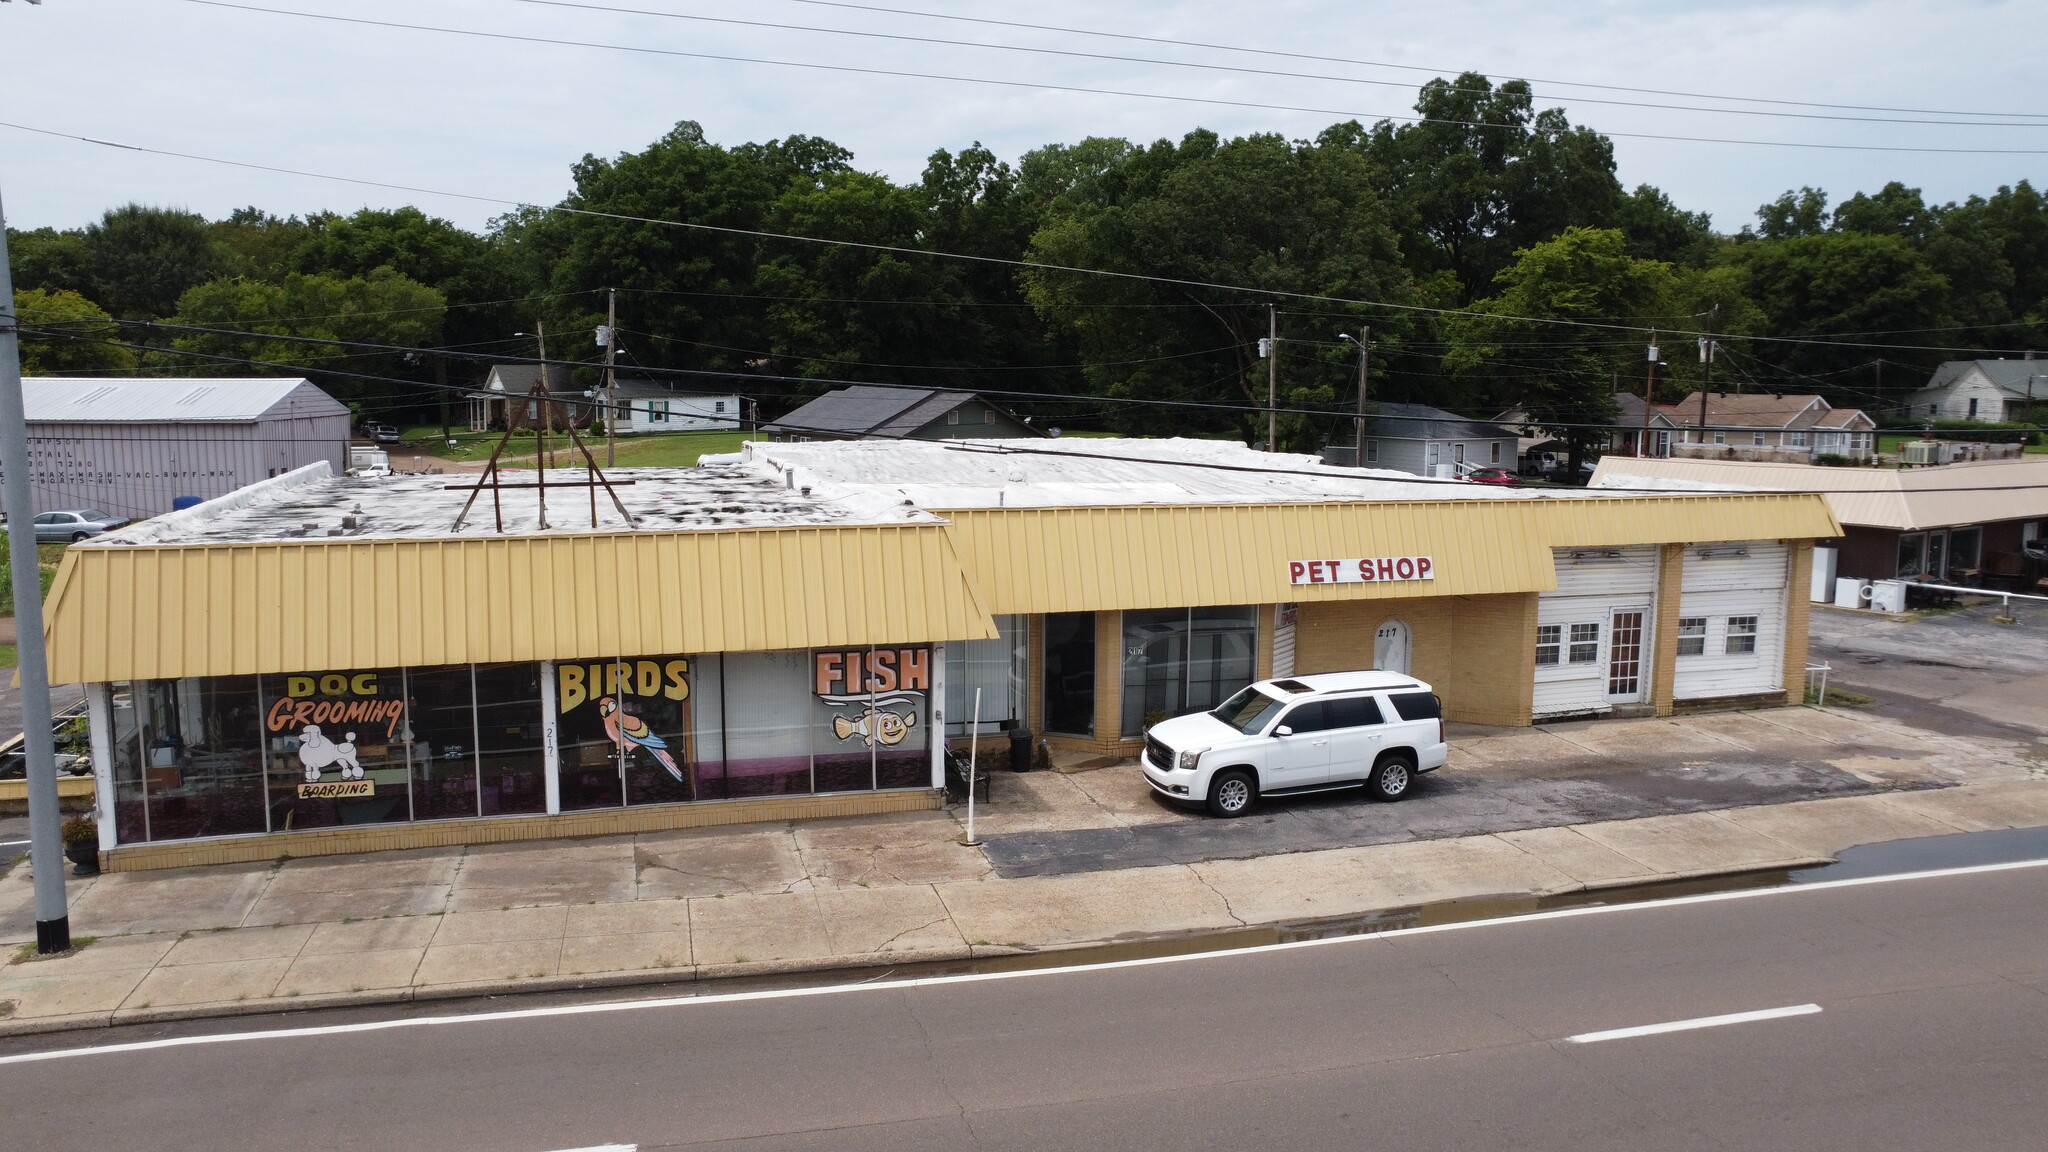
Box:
[1293,593,1538,727]
[1781,540,1815,706]
[1650,543,1685,717]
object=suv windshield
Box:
[1212,686,1284,734]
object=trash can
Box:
[1008,726,1034,772]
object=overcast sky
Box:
[3,0,2045,235]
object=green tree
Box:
[5,226,89,296]
[1753,187,1831,240]
[1723,231,1950,381]
[212,207,315,283]
[167,268,445,409]
[1350,74,1626,303]
[12,288,137,375]
[1617,184,1718,267]
[79,204,232,319]
[1446,227,1675,472]
[1024,129,1414,447]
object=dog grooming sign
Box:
[265,672,406,799]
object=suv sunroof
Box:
[1268,679,1314,693]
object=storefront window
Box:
[107,683,146,843]
[408,666,480,821]
[132,677,269,841]
[946,615,1026,737]
[475,664,547,815]
[1949,527,1982,574]
[707,650,814,798]
[812,646,934,792]
[1120,607,1258,737]
[1897,533,1926,578]
[1042,613,1097,736]
[555,656,696,810]
[262,668,411,832]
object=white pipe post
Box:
[962,688,982,846]
[0,183,70,953]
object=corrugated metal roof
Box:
[1590,456,2048,531]
[764,385,933,436]
[22,377,347,423]
[940,493,1836,615]
[1369,402,1520,442]
[42,524,998,683]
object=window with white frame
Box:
[1725,616,1759,654]
[1713,430,1727,444]
[1489,442,1501,464]
[1534,625,1561,666]
[648,400,671,423]
[946,409,962,425]
[1365,440,1380,463]
[1676,617,1707,656]
[1789,431,1808,447]
[714,400,727,413]
[1752,431,1766,446]
[1568,623,1601,664]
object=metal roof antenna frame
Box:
[451,329,638,532]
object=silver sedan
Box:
[30,509,131,543]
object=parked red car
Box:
[1464,467,1521,486]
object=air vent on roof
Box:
[75,387,116,405]
[177,387,216,404]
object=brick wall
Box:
[1295,593,1537,727]
[1782,539,1815,705]
[1651,543,1685,716]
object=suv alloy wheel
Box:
[1207,768,1256,817]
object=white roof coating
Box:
[1589,455,2048,531]
[23,377,347,423]
[97,461,940,546]
[716,437,1548,508]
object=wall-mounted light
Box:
[1696,546,1751,560]
[1569,549,1626,564]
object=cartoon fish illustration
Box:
[833,706,917,747]
[599,696,684,782]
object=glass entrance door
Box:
[1607,610,1645,702]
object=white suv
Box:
[1141,671,1449,817]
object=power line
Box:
[765,0,2048,120]
[180,1,2048,156]
[494,0,2048,128]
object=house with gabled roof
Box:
[1667,392,1877,463]
[761,385,1042,442]
[1902,360,2048,423]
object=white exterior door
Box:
[1534,547,1659,718]
[1673,542,1788,700]
[1373,620,1410,674]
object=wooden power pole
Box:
[1266,305,1278,452]
[1353,326,1371,464]
[603,288,618,468]
[1641,332,1658,456]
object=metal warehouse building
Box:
[12,377,350,518]
[37,438,1839,872]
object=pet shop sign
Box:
[265,673,406,799]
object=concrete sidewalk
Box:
[3,704,2044,1037]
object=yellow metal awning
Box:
[940,492,1838,615]
[43,524,998,684]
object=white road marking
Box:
[538,1145,634,1152]
[1,855,2043,1067]
[1566,1003,1822,1044]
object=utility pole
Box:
[1352,327,1371,464]
[0,184,70,954]
[1697,306,1718,445]
[535,321,552,472]
[1641,333,1659,457]
[602,288,618,468]
[1265,305,1278,452]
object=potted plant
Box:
[61,817,99,874]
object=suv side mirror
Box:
[1272,725,1293,737]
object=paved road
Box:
[4,860,2046,1150]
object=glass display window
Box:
[1119,606,1259,738]
[554,655,696,809]
[1042,612,1097,736]
[261,667,411,831]
[714,650,816,798]
[474,664,547,816]
[407,666,480,821]
[106,683,147,843]
[123,676,269,842]
[945,615,1026,738]
[811,645,934,793]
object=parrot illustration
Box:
[598,696,684,782]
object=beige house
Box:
[1665,393,1877,462]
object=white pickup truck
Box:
[1141,671,1449,817]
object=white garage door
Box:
[1673,542,1788,701]
[1534,547,1659,719]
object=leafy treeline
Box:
[10,74,2048,452]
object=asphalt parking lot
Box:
[1808,598,2048,740]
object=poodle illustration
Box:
[297,725,364,783]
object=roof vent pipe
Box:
[784,468,795,490]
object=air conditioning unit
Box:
[1902,440,1940,465]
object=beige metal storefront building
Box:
[43,438,1838,870]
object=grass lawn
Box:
[498,430,754,469]
[0,644,14,668]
